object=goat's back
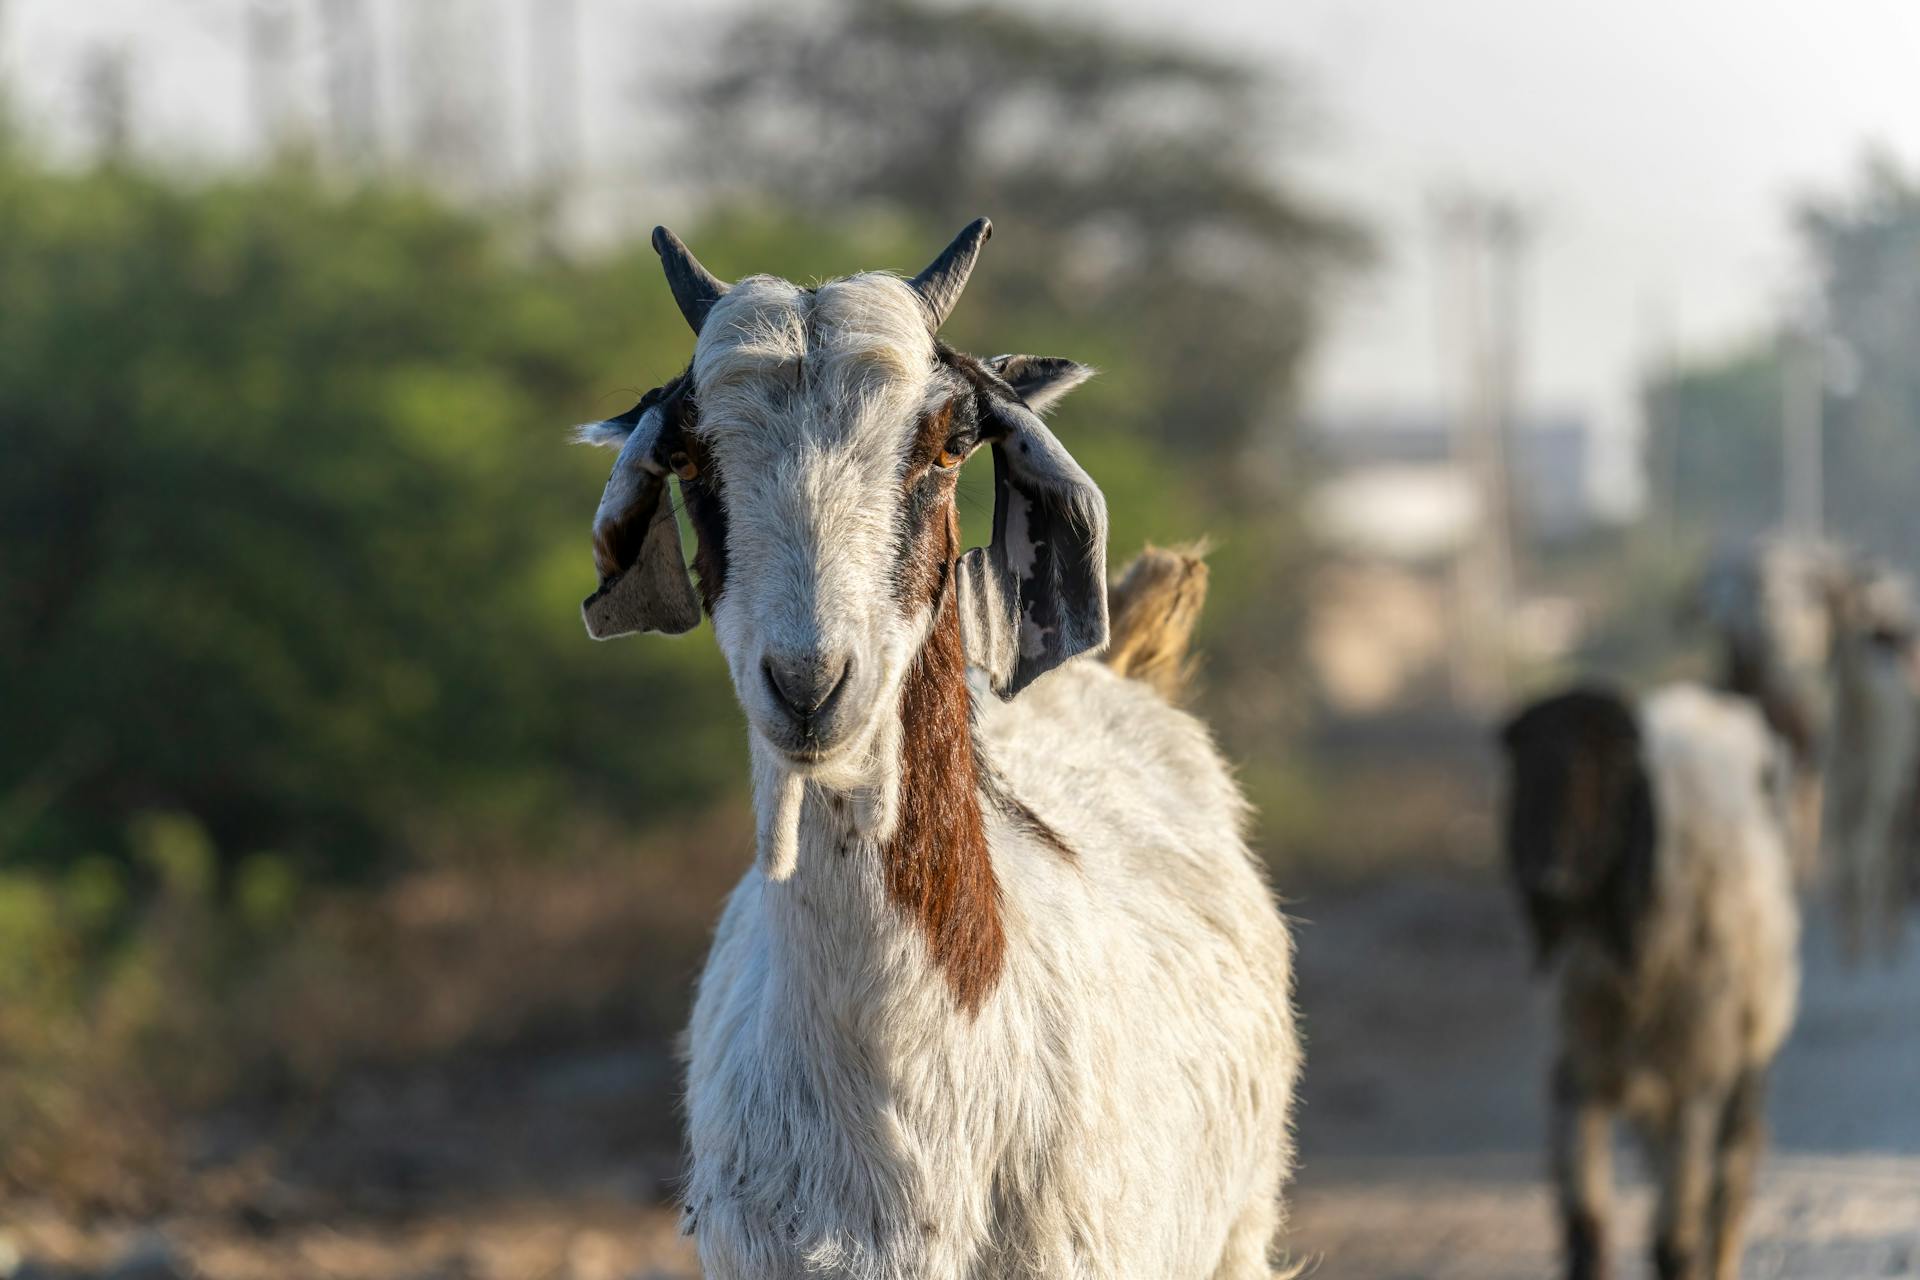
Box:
[971,658,1299,1271]
[1608,686,1800,1077]
[977,657,1250,876]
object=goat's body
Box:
[1698,539,1840,878]
[1558,686,1798,1102]
[1546,685,1799,1280]
[588,230,1291,1277]
[1825,633,1919,962]
[684,659,1297,1280]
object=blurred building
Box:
[1307,409,1599,552]
[1301,409,1598,713]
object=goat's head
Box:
[1498,686,1656,967]
[577,219,1107,777]
[1823,559,1918,672]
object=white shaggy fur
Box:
[671,273,1299,1278]
[686,664,1297,1279]
[1610,685,1802,1076]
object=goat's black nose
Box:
[762,650,853,722]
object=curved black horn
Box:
[910,217,992,330]
[653,226,729,334]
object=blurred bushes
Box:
[0,152,746,880]
[0,153,755,1201]
[0,803,745,1209]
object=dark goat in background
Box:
[1501,685,1800,1280]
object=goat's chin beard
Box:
[750,706,903,883]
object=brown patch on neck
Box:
[882,525,1005,1015]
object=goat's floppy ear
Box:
[576,378,701,639]
[956,358,1108,698]
[984,354,1096,416]
[1498,705,1567,966]
[1498,687,1652,968]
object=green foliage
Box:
[1797,153,1920,563]
[1643,340,1786,544]
[130,812,216,902]
[0,155,741,878]
[1647,153,1920,570]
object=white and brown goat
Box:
[577,222,1299,1279]
[1501,685,1799,1280]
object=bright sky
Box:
[1097,0,1920,514]
[9,0,1920,514]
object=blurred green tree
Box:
[1797,152,1920,562]
[0,154,741,878]
[1642,342,1785,545]
[1644,153,1920,570]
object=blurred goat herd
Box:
[1696,538,1920,960]
[1499,535,1920,1280]
[574,223,1912,1280]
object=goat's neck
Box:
[758,587,1007,1018]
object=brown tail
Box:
[1104,543,1210,701]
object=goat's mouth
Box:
[752,706,871,771]
[780,741,835,766]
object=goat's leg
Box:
[1872,799,1910,960]
[1707,1067,1768,1280]
[1788,769,1824,887]
[1833,812,1869,965]
[1550,1060,1613,1280]
[1652,1095,1719,1280]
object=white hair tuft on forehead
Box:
[694,273,933,400]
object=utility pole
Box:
[0,0,11,125]
[318,0,380,172]
[527,0,580,238]
[1782,323,1824,541]
[1636,294,1680,548]
[402,0,506,198]
[1433,189,1532,712]
[244,0,299,157]
[1484,200,1531,578]
[79,44,134,162]
[528,0,580,186]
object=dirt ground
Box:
[1283,877,1920,1278]
[3,876,1914,1279]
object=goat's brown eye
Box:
[936,434,973,469]
[669,450,699,481]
